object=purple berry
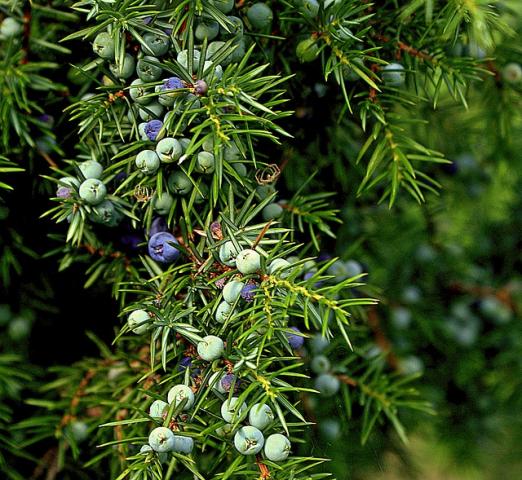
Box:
[221,373,239,392]
[120,234,142,251]
[179,356,192,370]
[194,79,208,95]
[240,283,257,302]
[215,278,226,289]
[148,232,180,263]
[56,186,72,199]
[142,16,152,25]
[303,272,315,281]
[149,217,168,237]
[144,119,163,141]
[162,77,184,91]
[286,327,304,349]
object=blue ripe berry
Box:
[148,426,175,452]
[172,435,194,454]
[314,373,340,397]
[262,203,283,221]
[179,356,192,371]
[296,38,320,63]
[236,249,261,274]
[148,232,180,263]
[56,176,78,198]
[221,397,247,422]
[144,119,164,141]
[196,20,220,41]
[149,216,168,236]
[153,191,174,216]
[127,309,150,334]
[301,0,319,17]
[79,160,103,179]
[0,17,22,37]
[286,326,305,350]
[264,433,291,462]
[382,63,406,87]
[143,32,170,56]
[240,283,257,302]
[268,258,292,278]
[109,54,136,79]
[247,3,273,30]
[210,0,234,13]
[149,399,168,418]
[139,102,164,121]
[234,426,265,455]
[168,170,193,195]
[156,137,182,163]
[157,77,185,106]
[129,79,152,105]
[223,280,245,304]
[137,56,163,82]
[90,200,121,227]
[197,335,225,361]
[92,32,115,60]
[196,151,215,174]
[215,301,234,323]
[79,178,107,205]
[248,403,274,430]
[319,418,341,440]
[167,384,195,410]
[219,241,241,267]
[311,355,331,374]
[135,150,160,174]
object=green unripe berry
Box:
[196,20,220,41]
[156,137,182,163]
[264,433,291,462]
[138,102,164,121]
[296,38,320,63]
[177,49,201,69]
[0,18,22,37]
[148,427,175,453]
[247,3,273,30]
[215,301,234,323]
[502,62,522,84]
[109,54,136,79]
[196,151,215,174]
[268,258,292,278]
[197,335,225,361]
[311,355,331,374]
[224,143,241,161]
[210,0,234,13]
[149,400,168,418]
[262,203,283,221]
[137,56,163,82]
[300,0,319,18]
[223,280,244,304]
[90,200,121,227]
[69,421,89,443]
[127,309,150,334]
[221,397,247,422]
[248,403,274,430]
[93,32,115,60]
[382,63,406,87]
[219,241,241,267]
[8,317,31,341]
[256,184,276,199]
[232,163,247,176]
[168,170,193,195]
[215,423,236,436]
[153,191,174,215]
[222,16,244,39]
[135,150,160,174]
[172,435,194,454]
[234,426,264,455]
[167,384,195,410]
[79,178,107,205]
[129,79,152,105]
[314,373,340,397]
[143,32,170,56]
[79,160,103,179]
[236,249,261,274]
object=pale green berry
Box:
[8,317,30,341]
[79,160,103,179]
[0,18,22,37]
[172,435,194,454]
[221,397,247,422]
[138,102,164,121]
[311,355,330,374]
[209,371,226,394]
[223,280,244,304]
[177,49,201,69]
[314,373,340,397]
[149,400,168,418]
[216,423,236,436]
[148,426,175,452]
[502,62,522,84]
[202,137,214,152]
[90,200,121,227]
[382,63,406,87]
[206,41,226,60]
[135,150,160,174]
[236,249,261,274]
[247,3,273,30]
[143,32,170,56]
[127,309,150,334]
[210,0,234,13]
[256,184,275,199]
[229,39,246,63]
[156,137,182,163]
[129,79,152,105]
[167,384,195,410]
[268,258,292,278]
[194,183,208,204]
[264,433,291,462]
[69,421,89,443]
[93,32,115,60]
[234,426,264,455]
[196,151,215,174]
[109,54,136,79]
[168,170,193,195]
[232,163,247,176]
[215,301,234,323]
[222,16,244,39]
[219,241,241,267]
[224,143,241,161]
[320,419,341,440]
[153,191,174,215]
[197,335,225,361]
[140,444,153,454]
[296,38,319,63]
[79,178,107,205]
[248,403,274,430]
[262,203,283,220]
